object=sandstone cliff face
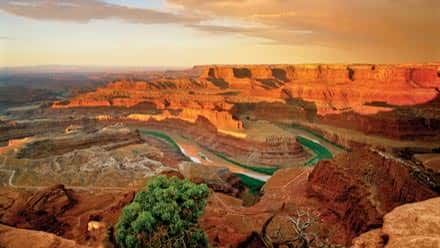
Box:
[352,197,440,248]
[178,162,243,196]
[308,148,439,242]
[199,64,440,86]
[0,224,86,248]
[1,184,76,235]
[0,185,135,247]
[200,64,440,121]
[126,108,243,134]
[51,64,440,142]
[200,167,317,247]
[52,78,246,134]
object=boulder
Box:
[353,197,440,248]
[178,162,242,196]
[1,184,76,235]
[0,224,86,248]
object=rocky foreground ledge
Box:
[353,197,440,248]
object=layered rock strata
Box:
[308,147,439,242]
[140,116,310,167]
[51,64,440,141]
[15,125,142,159]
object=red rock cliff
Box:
[308,147,439,243]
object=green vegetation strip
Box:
[291,123,349,151]
[296,136,333,166]
[139,129,182,152]
[234,173,266,193]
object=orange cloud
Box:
[1,0,439,62]
[169,0,440,61]
[0,0,200,24]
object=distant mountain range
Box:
[0,65,190,74]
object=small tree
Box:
[287,210,344,248]
[258,210,344,248]
[115,176,210,248]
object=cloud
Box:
[187,23,261,35]
[1,0,439,61]
[0,0,200,24]
[169,0,440,60]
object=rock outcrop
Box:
[50,64,440,142]
[178,162,242,196]
[308,147,439,243]
[1,184,76,235]
[200,167,321,247]
[52,79,245,134]
[0,224,86,248]
[0,118,98,144]
[15,124,142,159]
[352,197,440,248]
[141,116,310,167]
[0,185,135,247]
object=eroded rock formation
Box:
[0,118,99,144]
[50,64,440,142]
[0,224,86,248]
[16,124,142,159]
[1,184,76,235]
[142,116,310,167]
[178,162,243,196]
[0,185,135,247]
[200,167,321,247]
[352,197,440,248]
[308,147,439,242]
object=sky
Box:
[1,0,439,67]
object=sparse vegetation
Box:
[115,176,210,248]
[259,210,344,248]
[286,210,342,248]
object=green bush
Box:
[115,176,210,248]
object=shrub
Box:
[257,210,345,248]
[115,176,210,248]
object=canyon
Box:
[1,64,439,248]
